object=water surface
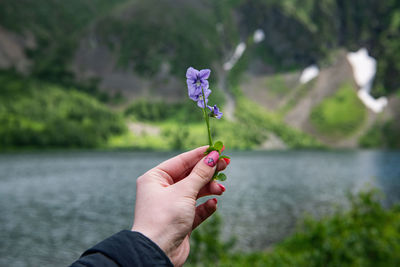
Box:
[0,150,399,266]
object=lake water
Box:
[1,150,400,266]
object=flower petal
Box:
[187,83,201,101]
[189,94,199,101]
[197,98,208,108]
[187,79,196,89]
[201,80,209,90]
[199,69,211,80]
[186,67,199,80]
[204,88,212,98]
[187,81,196,95]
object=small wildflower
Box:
[186,67,210,101]
[208,105,223,119]
[185,66,228,182]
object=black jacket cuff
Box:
[80,230,173,267]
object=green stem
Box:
[201,88,213,146]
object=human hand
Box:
[131,146,229,266]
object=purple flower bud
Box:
[207,105,223,119]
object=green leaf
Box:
[219,155,230,160]
[214,141,223,152]
[205,146,215,155]
[215,173,227,181]
[212,172,218,180]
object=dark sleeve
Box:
[70,230,173,267]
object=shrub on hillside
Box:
[0,73,125,148]
[310,83,366,138]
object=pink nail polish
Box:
[218,184,226,192]
[212,198,218,204]
[204,151,219,167]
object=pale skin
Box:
[131,146,228,266]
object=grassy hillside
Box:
[0,0,399,149]
[108,93,321,150]
[310,83,367,138]
[0,71,125,149]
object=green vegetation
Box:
[0,72,125,149]
[0,0,126,37]
[188,190,400,266]
[111,112,272,151]
[109,95,321,150]
[225,49,321,149]
[265,74,290,96]
[310,83,366,138]
[188,213,236,265]
[279,79,316,116]
[0,0,127,89]
[360,119,400,149]
[124,100,202,123]
[0,0,399,149]
[236,98,322,148]
[108,122,205,151]
[237,0,400,96]
[123,85,225,124]
[96,0,238,76]
[2,0,398,96]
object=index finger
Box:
[155,146,208,183]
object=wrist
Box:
[131,226,172,259]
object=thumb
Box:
[178,150,219,194]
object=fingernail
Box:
[204,150,219,167]
[212,198,218,204]
[222,158,230,165]
[218,184,226,192]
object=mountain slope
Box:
[0,0,399,149]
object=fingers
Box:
[196,158,228,198]
[190,158,228,198]
[155,146,208,183]
[216,158,228,172]
[178,151,220,193]
[197,181,226,198]
[192,198,218,230]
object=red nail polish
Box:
[204,151,219,167]
[212,198,218,204]
[222,158,230,165]
[218,184,226,192]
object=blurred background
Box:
[0,0,400,266]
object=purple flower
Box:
[208,105,223,119]
[186,67,211,101]
[197,88,212,108]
